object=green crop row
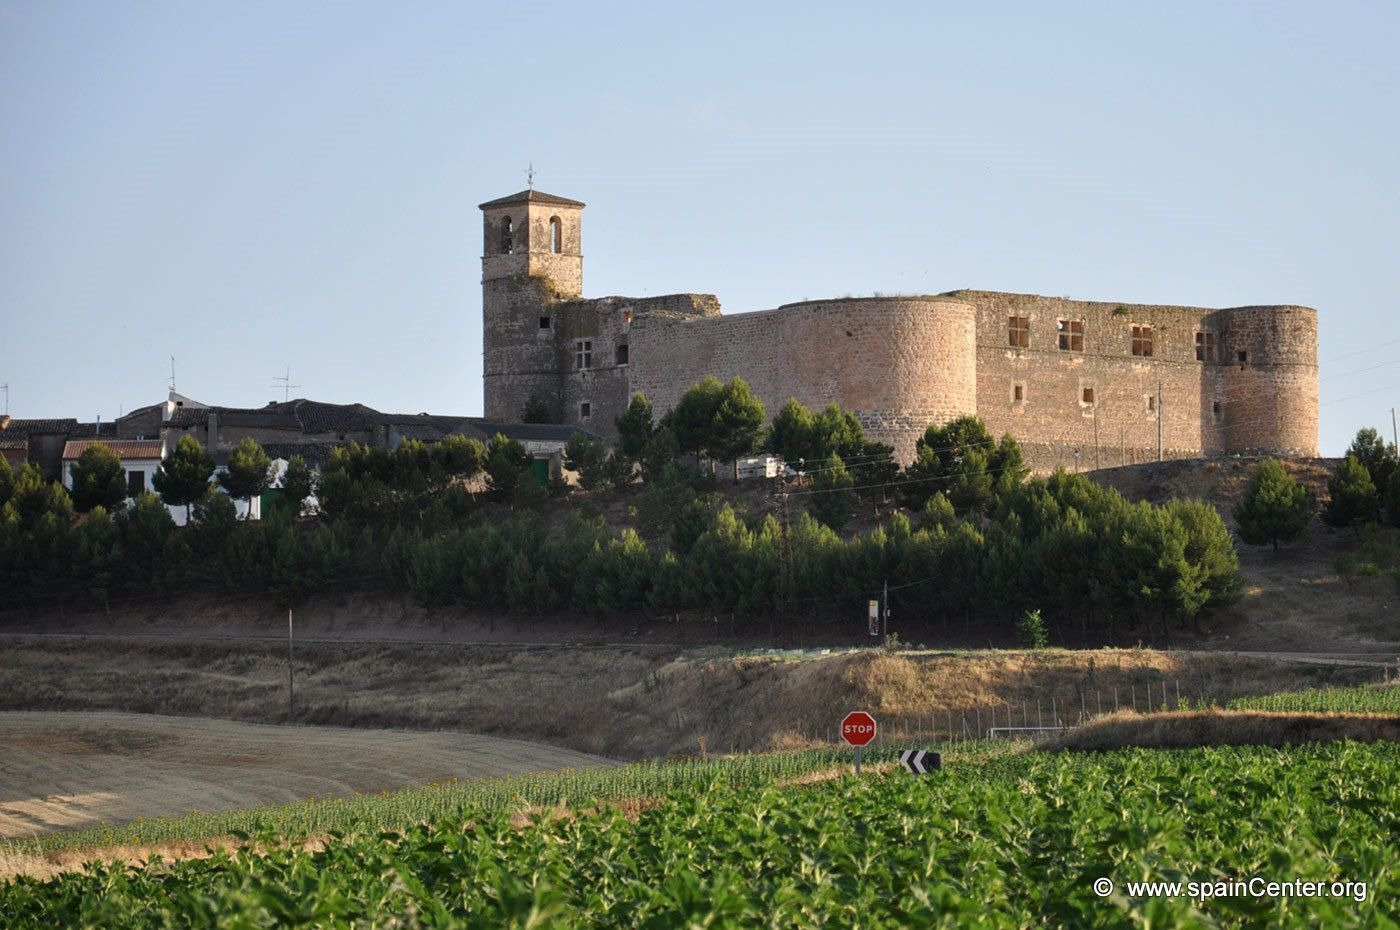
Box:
[1227,684,1400,715]
[4,742,1397,928]
[1,746,922,856]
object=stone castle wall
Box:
[629,297,979,460]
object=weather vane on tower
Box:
[526,163,536,189]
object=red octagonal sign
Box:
[841,711,877,747]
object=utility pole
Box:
[1392,407,1397,452]
[775,481,795,622]
[1156,382,1164,462]
[1119,427,1126,467]
[0,383,7,416]
[882,579,889,645]
[287,608,295,719]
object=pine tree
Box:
[280,456,314,515]
[75,506,123,609]
[1387,470,1400,530]
[709,377,765,466]
[1321,455,1378,537]
[68,443,128,513]
[1345,428,1397,505]
[1233,457,1314,552]
[614,393,655,462]
[808,453,856,531]
[153,434,215,522]
[218,438,273,520]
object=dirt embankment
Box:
[0,638,1375,760]
[1042,708,1400,752]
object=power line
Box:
[1320,337,1400,367]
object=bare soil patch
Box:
[0,711,614,839]
[1042,709,1400,752]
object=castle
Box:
[480,188,1319,470]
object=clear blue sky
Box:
[2,1,1396,453]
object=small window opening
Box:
[127,470,145,497]
[1131,324,1153,357]
[1212,401,1223,421]
[1012,383,1025,404]
[539,316,551,330]
[1057,319,1084,351]
[1237,350,1248,363]
[623,310,632,325]
[615,343,629,366]
[1082,387,1095,405]
[1146,394,1157,413]
[500,216,514,254]
[580,402,591,419]
[575,339,592,370]
[1008,316,1030,348]
[549,216,562,254]
[1195,331,1215,362]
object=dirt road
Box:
[0,711,615,838]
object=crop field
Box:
[1228,684,1400,715]
[4,742,1396,928]
[2,747,892,858]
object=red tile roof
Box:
[62,440,164,460]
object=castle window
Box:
[539,316,552,330]
[1237,350,1248,364]
[580,402,591,419]
[1057,319,1084,351]
[1146,394,1157,414]
[127,470,145,498]
[501,216,514,254]
[1012,382,1025,405]
[1081,386,1095,405]
[575,339,592,370]
[615,343,629,366]
[623,310,632,325]
[1008,316,1030,348]
[549,216,562,254]
[1213,401,1223,421]
[1131,325,1153,357]
[1195,331,1215,361]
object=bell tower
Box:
[478,188,585,420]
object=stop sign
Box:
[841,711,877,747]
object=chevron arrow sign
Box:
[899,749,941,775]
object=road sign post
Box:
[899,749,941,775]
[841,711,877,775]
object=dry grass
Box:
[0,639,1372,761]
[1041,709,1400,752]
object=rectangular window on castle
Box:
[580,402,591,419]
[1131,325,1153,357]
[1195,331,1214,361]
[1008,316,1030,348]
[1081,386,1095,406]
[1057,319,1084,351]
[575,339,592,370]
[1012,383,1025,405]
[1213,401,1223,422]
[539,316,552,330]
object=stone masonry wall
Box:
[950,291,1318,470]
[629,297,978,461]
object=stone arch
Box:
[500,215,514,254]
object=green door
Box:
[530,457,549,486]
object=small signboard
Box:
[899,749,941,775]
[868,600,880,636]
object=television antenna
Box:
[1,383,8,416]
[168,356,177,392]
[272,366,302,402]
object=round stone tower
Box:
[479,189,585,422]
[1220,305,1318,455]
